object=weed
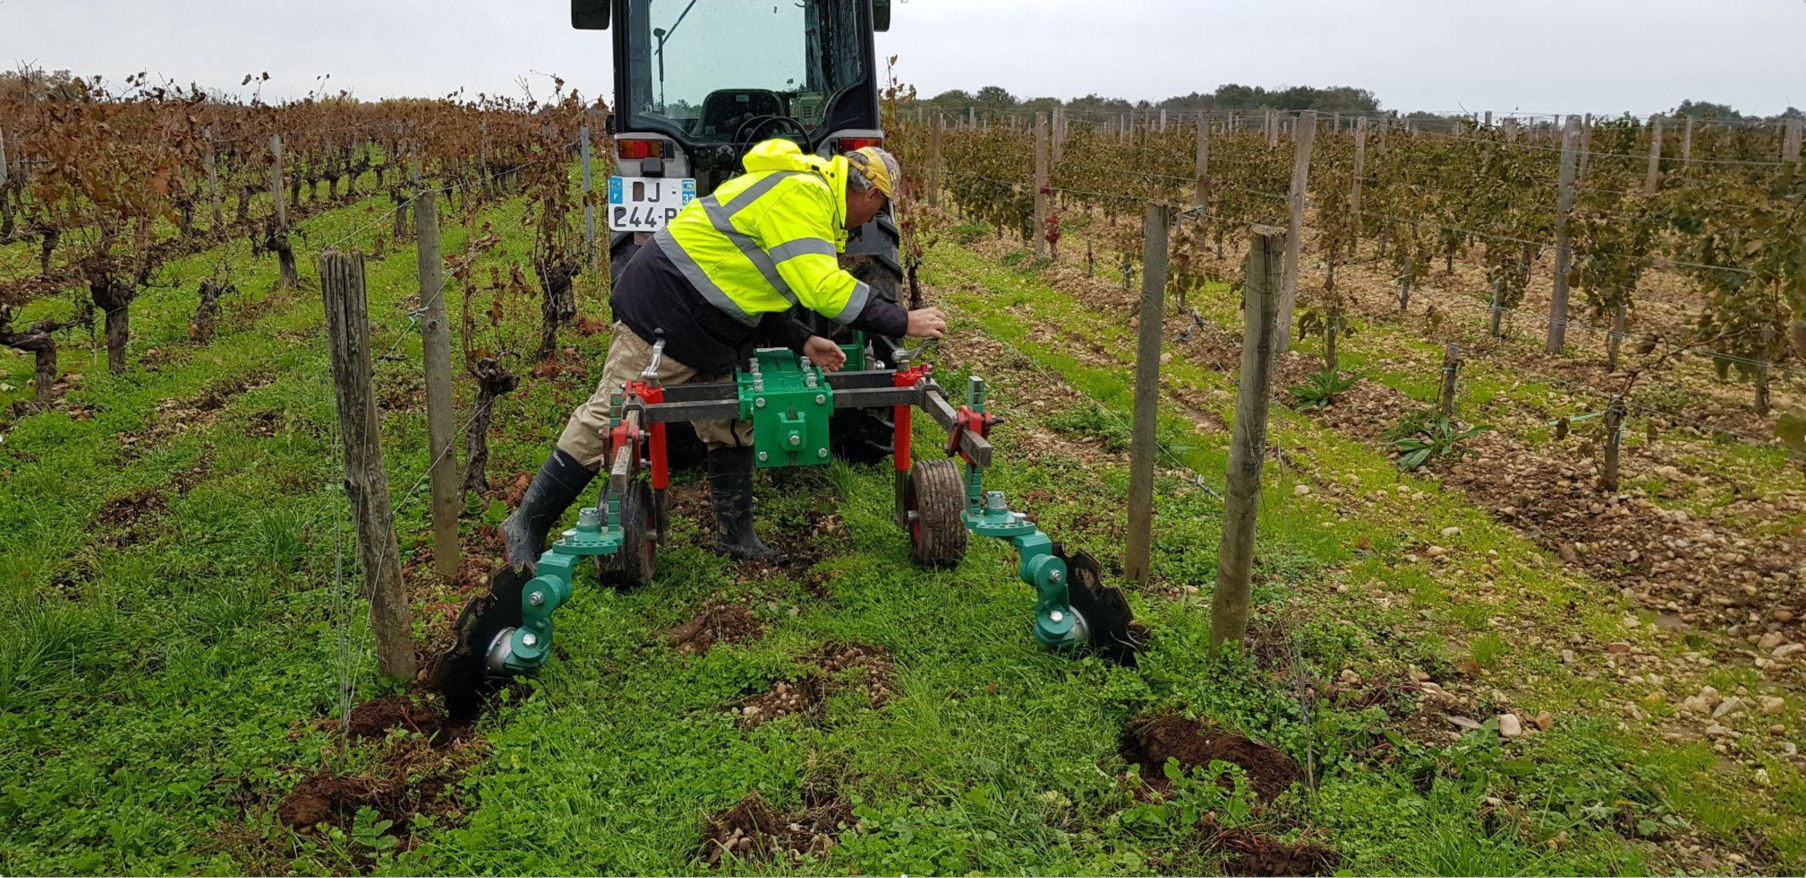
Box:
[1392,412,1491,472]
[1288,366,1361,411]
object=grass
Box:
[0,190,1801,874]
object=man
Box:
[503,140,947,570]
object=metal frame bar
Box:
[630,372,993,468]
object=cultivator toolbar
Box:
[439,341,1144,718]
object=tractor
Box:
[431,1,1145,718]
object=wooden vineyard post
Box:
[1645,115,1664,195]
[319,250,417,681]
[1484,110,1493,128]
[1052,108,1066,165]
[1439,344,1461,416]
[1601,396,1626,493]
[1489,279,1506,338]
[414,191,460,582]
[1277,109,1317,353]
[203,126,224,230]
[1607,303,1627,371]
[1033,114,1049,260]
[1578,114,1594,183]
[1683,116,1695,167]
[0,125,8,192]
[1325,309,1340,373]
[1194,114,1210,211]
[968,107,976,130]
[1548,117,1580,354]
[270,133,288,229]
[1213,226,1284,649]
[1757,324,1774,416]
[581,124,597,269]
[929,114,943,210]
[1125,204,1170,586]
[1786,119,1804,166]
[1351,117,1367,240]
[1159,108,1167,133]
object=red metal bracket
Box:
[622,380,668,489]
[892,365,931,473]
[945,404,997,465]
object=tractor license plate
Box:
[607,176,696,232]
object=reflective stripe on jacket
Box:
[655,139,871,328]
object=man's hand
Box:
[905,307,948,339]
[803,335,847,372]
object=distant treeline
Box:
[916,84,1382,117]
[912,85,1803,124]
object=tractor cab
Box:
[573,0,900,305]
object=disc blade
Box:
[1060,549,1147,667]
[434,563,530,720]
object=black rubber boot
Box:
[708,447,787,562]
[501,448,596,572]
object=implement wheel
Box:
[596,479,656,589]
[906,460,967,568]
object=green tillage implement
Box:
[437,343,1144,719]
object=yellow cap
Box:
[848,146,899,200]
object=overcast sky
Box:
[3,0,1802,116]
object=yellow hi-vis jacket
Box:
[652,139,872,328]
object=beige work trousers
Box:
[556,322,752,469]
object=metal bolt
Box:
[789,434,802,446]
[985,491,1008,511]
[817,448,829,458]
[755,397,767,408]
[1050,611,1064,623]
[758,451,769,462]
[815,394,826,405]
[529,592,546,606]
[521,632,539,648]
[1049,570,1063,583]
[577,507,601,529]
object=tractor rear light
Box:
[839,136,883,153]
[617,139,659,160]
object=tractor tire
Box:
[906,459,968,568]
[596,478,656,589]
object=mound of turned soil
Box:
[700,788,851,867]
[734,642,894,728]
[1120,713,1303,802]
[666,603,764,655]
[1212,826,1340,876]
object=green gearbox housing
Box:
[737,347,836,468]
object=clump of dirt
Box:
[277,697,487,837]
[699,788,851,867]
[94,487,169,547]
[342,695,458,743]
[734,642,894,729]
[1120,713,1302,802]
[1210,826,1340,877]
[738,676,822,728]
[667,603,764,654]
[807,642,894,710]
[276,773,385,830]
